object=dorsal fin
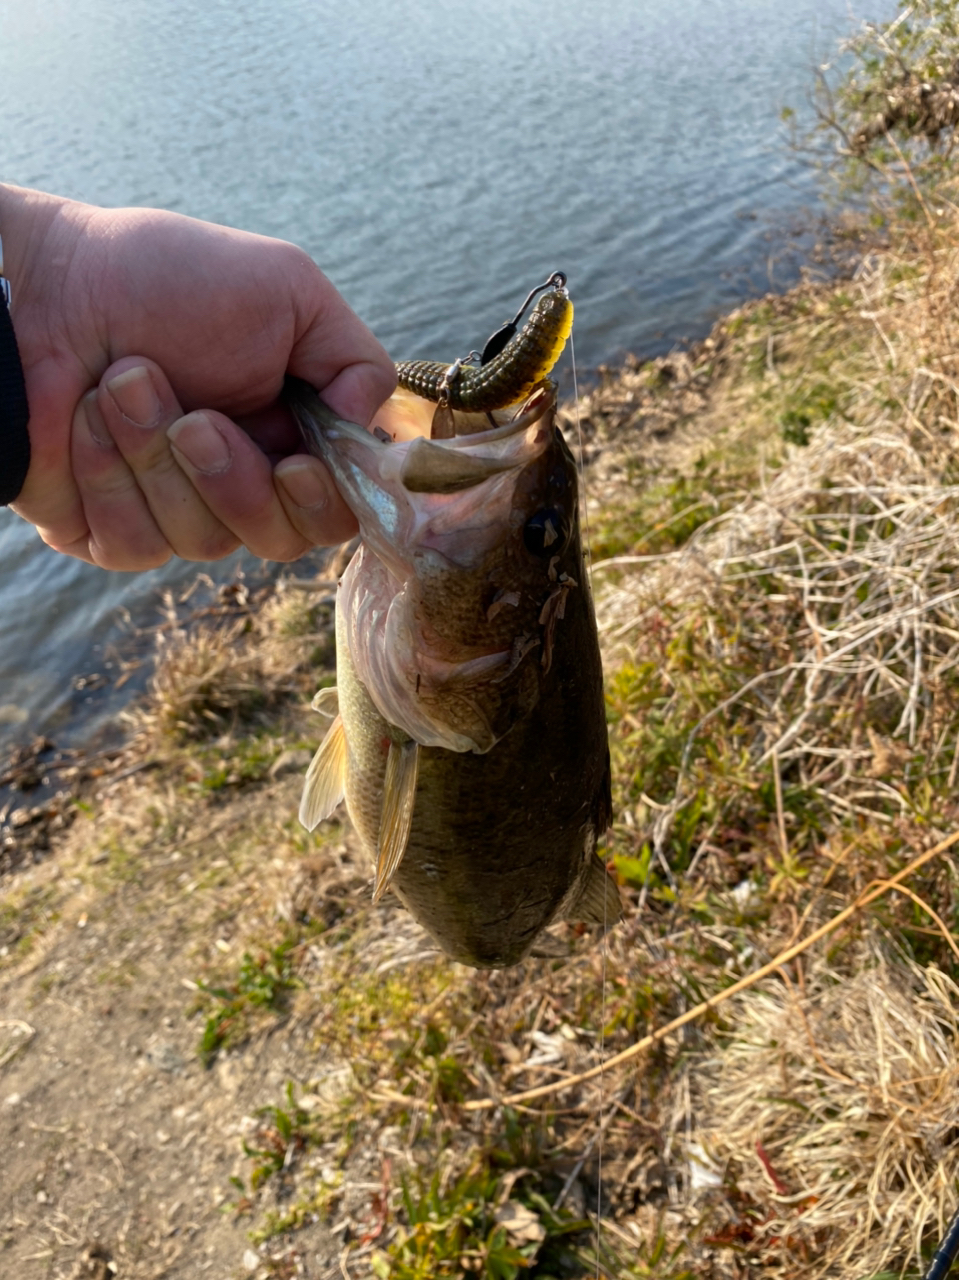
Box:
[373,739,419,902]
[299,714,347,831]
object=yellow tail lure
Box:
[395,276,573,414]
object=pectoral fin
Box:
[299,714,347,831]
[373,739,419,902]
[566,854,623,926]
[311,685,339,718]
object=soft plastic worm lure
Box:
[395,271,573,414]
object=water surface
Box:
[0,0,892,746]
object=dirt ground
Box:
[1,767,360,1279]
[0,735,637,1280]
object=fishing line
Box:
[568,329,605,1276]
[569,331,594,588]
[595,857,607,1277]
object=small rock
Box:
[146,1039,185,1073]
[305,1062,356,1106]
[729,880,757,909]
[4,1093,21,1107]
[216,1056,244,1095]
[242,1248,260,1272]
[36,1189,49,1204]
[269,748,312,780]
[494,1201,545,1246]
[156,1130,171,1145]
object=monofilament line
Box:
[569,331,594,588]
[568,328,605,1275]
[595,844,607,1278]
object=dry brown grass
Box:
[694,948,959,1278]
[131,576,338,745]
[544,192,959,1274]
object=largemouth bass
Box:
[285,362,620,970]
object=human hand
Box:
[2,184,395,568]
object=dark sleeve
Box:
[0,298,30,506]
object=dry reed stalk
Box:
[591,203,959,873]
[132,579,334,743]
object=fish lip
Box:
[415,383,556,451]
[287,375,556,457]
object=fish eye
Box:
[524,507,569,557]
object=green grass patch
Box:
[196,940,301,1066]
[192,732,279,793]
[779,381,842,446]
[0,884,61,967]
[591,472,734,563]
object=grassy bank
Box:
[6,193,959,1278]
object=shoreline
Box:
[6,195,951,1276]
[0,195,870,767]
[0,196,872,758]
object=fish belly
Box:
[336,571,611,969]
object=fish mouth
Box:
[286,378,568,754]
[369,380,556,448]
[287,376,555,464]
[285,378,558,578]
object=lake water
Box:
[0,0,891,749]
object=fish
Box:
[284,321,620,970]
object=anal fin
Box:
[299,714,347,831]
[373,739,419,902]
[566,854,623,927]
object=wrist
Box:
[0,186,46,505]
[0,186,93,355]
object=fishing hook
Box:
[480,270,568,366]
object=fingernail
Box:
[276,461,329,510]
[168,412,232,475]
[106,366,162,428]
[82,392,116,449]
